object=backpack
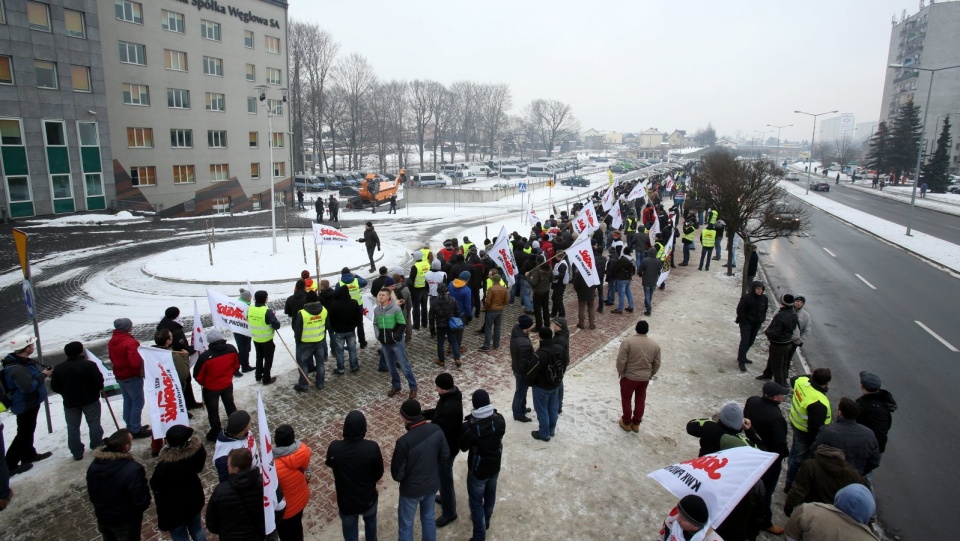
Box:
[535,349,566,387]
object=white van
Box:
[470,164,496,177]
[412,172,445,187]
[527,164,555,177]
[441,163,468,176]
[500,165,524,178]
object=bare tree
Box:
[325,86,348,171]
[430,85,452,169]
[385,80,409,171]
[368,82,391,172]
[450,81,483,161]
[477,83,512,160]
[334,53,377,169]
[296,24,338,172]
[410,79,438,170]
[833,135,856,171]
[524,98,579,157]
[288,21,308,173]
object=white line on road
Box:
[855,274,877,289]
[915,321,959,352]
[823,247,836,257]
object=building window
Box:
[85,173,104,196]
[130,166,156,186]
[115,0,142,24]
[44,121,66,146]
[51,174,72,199]
[249,132,258,148]
[164,50,187,72]
[207,130,227,148]
[65,10,85,38]
[205,92,225,112]
[210,164,229,182]
[71,66,91,92]
[267,99,283,116]
[266,67,281,86]
[127,127,153,148]
[27,2,51,32]
[200,20,221,41]
[0,118,24,145]
[202,56,223,77]
[251,162,260,179]
[122,83,149,106]
[35,60,58,89]
[244,30,254,49]
[271,132,284,148]
[273,162,285,178]
[265,35,280,54]
[162,10,184,33]
[245,64,256,82]
[173,165,195,184]
[0,56,13,85]
[78,122,98,146]
[119,41,146,66]
[170,129,193,148]
[167,88,190,109]
[247,97,258,115]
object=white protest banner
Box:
[85,350,119,392]
[666,175,675,192]
[207,288,251,337]
[626,179,649,202]
[657,232,677,287]
[189,299,208,368]
[312,223,350,246]
[488,226,519,287]
[362,293,377,321]
[257,391,279,535]
[566,234,600,287]
[571,204,600,236]
[528,204,541,226]
[601,184,616,211]
[648,446,778,528]
[139,346,189,439]
[648,211,661,242]
[610,197,625,230]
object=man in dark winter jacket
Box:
[527,257,553,330]
[86,429,151,540]
[50,341,104,461]
[155,308,203,404]
[737,281,769,372]
[357,221,381,272]
[391,399,449,541]
[2,335,53,474]
[423,373,463,527]
[336,267,369,349]
[784,430,866,517]
[193,329,240,442]
[526,328,567,442]
[433,283,462,368]
[549,251,569,318]
[150,425,207,540]
[315,196,324,223]
[855,371,896,461]
[813,397,880,478]
[744,381,791,535]
[763,294,799,383]
[686,402,761,457]
[637,247,661,316]
[458,389,506,541]
[235,288,255,374]
[609,247,636,314]
[510,316,535,422]
[207,448,269,540]
[292,290,328,391]
[328,287,360,374]
[326,411,384,541]
[572,266,596,329]
[329,194,339,222]
[284,279,308,319]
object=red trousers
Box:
[620,378,649,425]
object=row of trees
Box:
[288,22,580,174]
[864,100,954,192]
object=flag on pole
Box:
[139,346,189,439]
[362,293,376,321]
[566,234,600,287]
[666,175,675,192]
[528,204,541,226]
[610,197,625,230]
[257,391,279,536]
[312,223,350,246]
[207,289,251,337]
[657,232,677,287]
[626,179,649,201]
[571,203,600,236]
[601,184,616,211]
[488,226,519,287]
[648,211,661,242]
[86,350,120,392]
[189,299,209,368]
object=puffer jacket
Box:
[766,305,799,344]
[108,329,143,380]
[784,445,867,517]
[327,287,359,333]
[449,279,472,317]
[325,411,384,515]
[458,408,506,480]
[433,287,461,330]
[637,248,661,287]
[391,421,450,498]
[509,324,533,374]
[856,390,897,453]
[87,448,151,526]
[736,281,769,325]
[150,437,207,531]
[193,339,239,392]
[274,441,312,519]
[206,467,266,540]
[373,299,406,345]
[528,265,552,294]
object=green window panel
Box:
[9,201,34,217]
[53,198,75,213]
[46,147,70,174]
[86,195,106,210]
[81,147,102,172]
[1,146,28,175]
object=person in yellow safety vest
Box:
[698,224,716,271]
[679,218,697,266]
[784,368,833,492]
[408,251,430,331]
[708,209,718,225]
[248,290,281,385]
[335,266,368,349]
[234,289,256,373]
[292,291,328,391]
[420,245,432,265]
[654,235,666,260]
[462,236,474,255]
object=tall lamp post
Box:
[888,63,960,235]
[767,123,793,165]
[795,109,838,194]
[256,85,288,254]
[754,130,772,157]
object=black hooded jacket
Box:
[206,467,267,540]
[736,280,769,326]
[50,354,103,408]
[459,409,506,480]
[423,387,464,458]
[327,287,359,333]
[150,437,207,531]
[856,389,897,453]
[157,316,194,355]
[325,411,384,515]
[86,448,151,525]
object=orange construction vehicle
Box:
[346,169,405,211]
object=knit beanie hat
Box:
[677,494,709,528]
[383,276,396,288]
[459,271,471,281]
[400,399,422,421]
[834,484,876,525]
[431,259,441,270]
[301,270,311,279]
[274,424,295,447]
[254,290,268,303]
[435,372,454,391]
[113,318,133,332]
[165,307,180,319]
[165,425,194,448]
[518,315,534,329]
[781,293,795,306]
[239,288,252,302]
[63,341,84,357]
[206,329,223,343]
[718,402,744,430]
[472,389,491,409]
[226,410,251,437]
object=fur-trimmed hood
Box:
[157,436,203,463]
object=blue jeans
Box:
[383,342,417,391]
[698,246,713,269]
[512,371,529,420]
[643,286,655,314]
[682,242,691,264]
[438,454,457,520]
[519,277,533,311]
[398,492,435,541]
[482,311,503,349]
[436,327,461,362]
[169,512,206,541]
[64,400,104,458]
[296,341,327,389]
[467,471,499,541]
[605,280,615,305]
[532,386,560,440]
[340,502,378,541]
[785,426,813,490]
[615,279,634,311]
[331,332,358,371]
[118,377,145,433]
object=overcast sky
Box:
[288,0,919,143]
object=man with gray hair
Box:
[108,319,151,439]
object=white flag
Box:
[140,346,189,439]
[610,197,625,230]
[257,391,279,535]
[488,226,519,287]
[362,293,376,321]
[648,211,661,242]
[528,204,541,226]
[189,299,208,368]
[666,175,675,192]
[312,223,350,246]
[626,179,649,201]
[601,184,616,211]
[207,289,251,337]
[657,233,677,287]
[85,350,119,392]
[566,234,600,287]
[571,204,600,236]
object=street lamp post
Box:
[767,123,793,165]
[795,109,839,194]
[257,85,288,254]
[888,63,960,235]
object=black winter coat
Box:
[856,390,897,453]
[459,410,506,480]
[284,291,307,318]
[391,421,449,498]
[736,281,768,326]
[328,287,360,333]
[150,437,207,531]
[423,387,464,458]
[50,355,103,408]
[526,338,566,390]
[637,249,662,288]
[572,269,595,301]
[325,411,385,515]
[686,418,761,457]
[157,317,194,355]
[432,294,461,329]
[86,449,151,525]
[765,306,798,344]
[509,325,533,374]
[743,396,789,458]
[206,468,266,540]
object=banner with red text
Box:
[488,226,519,287]
[140,346,189,439]
[312,223,350,246]
[257,391,279,535]
[528,204,541,226]
[601,184,616,211]
[566,234,600,287]
[207,288,251,337]
[572,204,600,236]
[626,179,649,201]
[362,293,376,321]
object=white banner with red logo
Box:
[626,179,649,201]
[566,234,600,287]
[666,175,675,192]
[257,390,279,535]
[601,184,616,211]
[312,223,350,246]
[648,446,778,528]
[140,346,189,439]
[528,204,541,226]
[488,226,519,287]
[657,232,677,287]
[189,299,209,368]
[610,197,625,230]
[85,350,119,392]
[572,204,600,236]
[207,288,251,337]
[362,293,377,321]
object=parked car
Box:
[294,175,321,192]
[785,172,801,181]
[947,179,960,194]
[561,176,590,187]
[610,165,628,173]
[808,179,830,192]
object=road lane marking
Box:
[823,248,836,257]
[916,321,959,352]
[855,274,877,289]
